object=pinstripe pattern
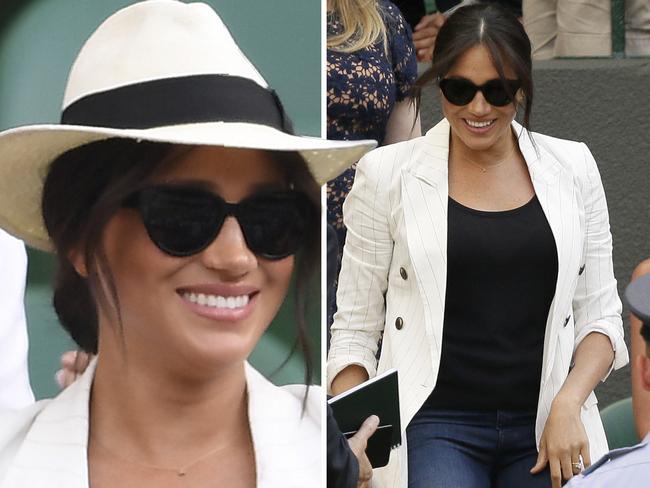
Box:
[328,119,628,487]
[0,358,321,487]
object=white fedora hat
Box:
[0,0,375,251]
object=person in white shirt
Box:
[0,229,34,409]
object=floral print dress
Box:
[326,0,417,251]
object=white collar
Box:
[409,118,562,188]
[1,358,320,487]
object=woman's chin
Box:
[182,333,256,371]
[457,130,505,153]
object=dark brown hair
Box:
[42,138,320,385]
[413,2,534,130]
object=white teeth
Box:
[182,292,250,309]
[466,119,494,128]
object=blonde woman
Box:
[326,0,420,323]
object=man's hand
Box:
[413,12,445,62]
[347,415,380,488]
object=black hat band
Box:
[61,74,294,134]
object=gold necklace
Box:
[457,144,518,173]
[91,434,233,477]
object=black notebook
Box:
[328,369,401,468]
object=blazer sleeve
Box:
[327,149,394,391]
[571,143,628,379]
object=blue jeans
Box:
[407,408,552,488]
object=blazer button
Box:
[400,267,408,280]
[395,317,404,330]
[564,315,571,327]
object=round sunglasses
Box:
[123,184,315,259]
[438,77,521,107]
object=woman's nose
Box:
[467,90,491,117]
[200,216,257,278]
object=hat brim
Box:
[0,122,376,251]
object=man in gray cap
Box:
[566,273,650,487]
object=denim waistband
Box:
[410,406,537,429]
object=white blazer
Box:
[0,230,33,410]
[328,119,629,487]
[0,358,321,487]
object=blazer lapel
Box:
[1,360,95,488]
[516,124,581,383]
[245,364,320,488]
[401,119,450,381]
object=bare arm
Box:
[555,332,615,408]
[331,365,370,397]
[383,99,421,146]
[631,259,650,438]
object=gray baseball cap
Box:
[625,273,650,342]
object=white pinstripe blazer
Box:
[328,119,629,487]
[0,358,321,487]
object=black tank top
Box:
[425,195,558,411]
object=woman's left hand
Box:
[530,394,591,488]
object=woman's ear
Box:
[515,89,524,105]
[68,248,88,277]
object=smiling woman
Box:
[0,1,374,487]
[0,0,325,398]
[328,3,627,488]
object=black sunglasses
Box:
[439,77,521,107]
[123,184,314,259]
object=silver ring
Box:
[571,461,582,472]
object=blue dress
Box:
[326,0,417,248]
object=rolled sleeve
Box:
[571,143,628,380]
[327,149,394,393]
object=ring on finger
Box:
[571,461,582,474]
